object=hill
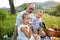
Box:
[0,1,58,12]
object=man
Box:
[14,3,35,40]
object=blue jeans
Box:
[41,36,50,40]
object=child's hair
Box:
[37,10,43,14]
[21,12,29,24]
[22,12,29,20]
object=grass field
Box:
[0,15,16,39]
[0,13,60,40]
[42,14,60,28]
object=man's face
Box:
[27,4,34,13]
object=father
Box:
[14,3,35,40]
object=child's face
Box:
[36,11,42,18]
[23,15,30,24]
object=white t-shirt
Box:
[17,24,29,40]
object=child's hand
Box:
[29,22,33,30]
[33,34,40,40]
[50,37,58,40]
[33,34,38,38]
[34,18,38,22]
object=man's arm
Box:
[13,26,18,40]
[13,13,21,40]
[13,11,26,40]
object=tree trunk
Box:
[9,0,16,15]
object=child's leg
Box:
[38,35,41,40]
[39,36,41,40]
[30,35,35,40]
[33,34,41,40]
[32,27,38,34]
[35,34,41,40]
[39,30,46,38]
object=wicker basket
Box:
[46,28,60,37]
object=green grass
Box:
[0,13,60,40]
[0,15,16,39]
[42,14,60,28]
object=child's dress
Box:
[17,24,35,40]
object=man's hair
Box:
[27,3,35,7]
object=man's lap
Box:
[41,36,50,40]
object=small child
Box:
[32,10,46,38]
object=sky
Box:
[0,0,60,8]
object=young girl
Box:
[15,13,41,40]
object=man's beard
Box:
[29,11,32,13]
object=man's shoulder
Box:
[31,13,35,18]
[31,13,34,15]
[18,10,26,15]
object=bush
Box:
[0,10,8,21]
[0,10,16,40]
[49,3,60,16]
[49,10,60,16]
[0,14,16,40]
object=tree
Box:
[20,3,27,10]
[54,3,60,16]
[9,0,16,14]
[49,3,60,16]
[55,3,60,13]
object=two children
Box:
[16,13,41,40]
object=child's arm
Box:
[32,18,38,24]
[21,27,32,38]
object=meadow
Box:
[0,11,60,40]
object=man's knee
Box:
[14,26,18,37]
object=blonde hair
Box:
[22,13,29,20]
[37,10,43,14]
[21,12,30,24]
